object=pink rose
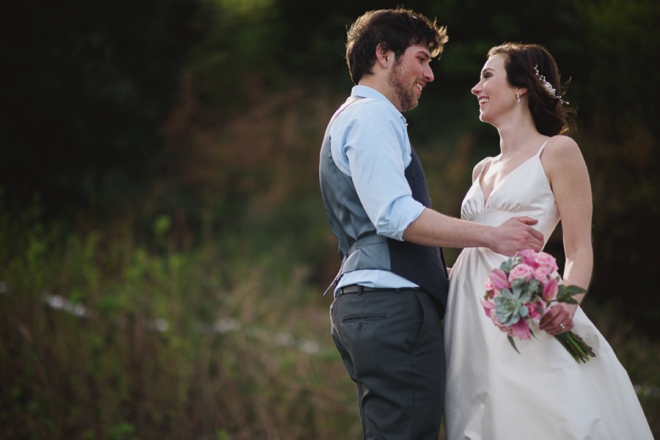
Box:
[491,311,515,337]
[517,249,539,268]
[533,266,552,284]
[525,300,545,323]
[488,269,510,290]
[534,252,558,272]
[543,277,559,302]
[508,263,534,283]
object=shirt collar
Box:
[351,85,407,123]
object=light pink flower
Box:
[511,319,532,340]
[543,277,559,302]
[533,266,552,284]
[489,269,510,290]
[517,249,539,268]
[485,278,496,296]
[525,300,544,323]
[535,251,558,272]
[481,297,495,318]
[491,310,515,337]
[508,263,534,283]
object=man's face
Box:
[388,44,434,112]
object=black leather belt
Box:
[336,285,420,296]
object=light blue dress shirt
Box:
[331,85,426,293]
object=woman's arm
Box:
[539,135,594,334]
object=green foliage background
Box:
[2,0,659,438]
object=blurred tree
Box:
[268,0,660,336]
[567,0,660,335]
[3,0,657,335]
[2,0,199,213]
[186,0,286,109]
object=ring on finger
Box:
[559,323,565,330]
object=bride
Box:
[443,42,653,439]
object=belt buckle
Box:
[338,284,362,296]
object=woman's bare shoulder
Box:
[545,135,580,155]
[542,135,590,186]
[542,135,584,166]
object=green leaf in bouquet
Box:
[507,335,521,354]
[495,287,530,326]
[519,305,529,318]
[510,280,533,300]
[527,278,542,296]
[499,256,521,273]
[557,293,579,304]
[557,284,587,304]
[565,285,588,295]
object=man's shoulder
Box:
[336,96,400,124]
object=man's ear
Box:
[375,43,392,68]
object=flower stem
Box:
[555,331,596,363]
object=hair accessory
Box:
[534,65,561,100]
[516,92,521,103]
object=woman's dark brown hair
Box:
[488,43,570,136]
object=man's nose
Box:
[424,65,434,82]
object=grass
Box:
[0,203,359,439]
[1,202,658,439]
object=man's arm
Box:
[335,92,543,255]
[402,208,544,256]
[337,100,426,240]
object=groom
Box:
[319,8,544,439]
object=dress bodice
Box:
[461,140,559,245]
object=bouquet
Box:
[481,249,596,363]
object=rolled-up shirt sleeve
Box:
[331,99,426,241]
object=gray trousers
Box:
[330,288,445,440]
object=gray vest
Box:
[319,97,449,311]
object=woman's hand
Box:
[539,304,574,336]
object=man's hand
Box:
[488,217,544,256]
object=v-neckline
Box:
[478,140,549,206]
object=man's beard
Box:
[388,61,418,112]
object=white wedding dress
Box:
[444,141,653,440]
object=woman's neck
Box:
[495,113,544,157]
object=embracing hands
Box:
[489,217,544,256]
[490,217,574,335]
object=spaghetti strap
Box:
[475,157,493,183]
[536,139,551,156]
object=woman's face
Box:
[471,54,518,125]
